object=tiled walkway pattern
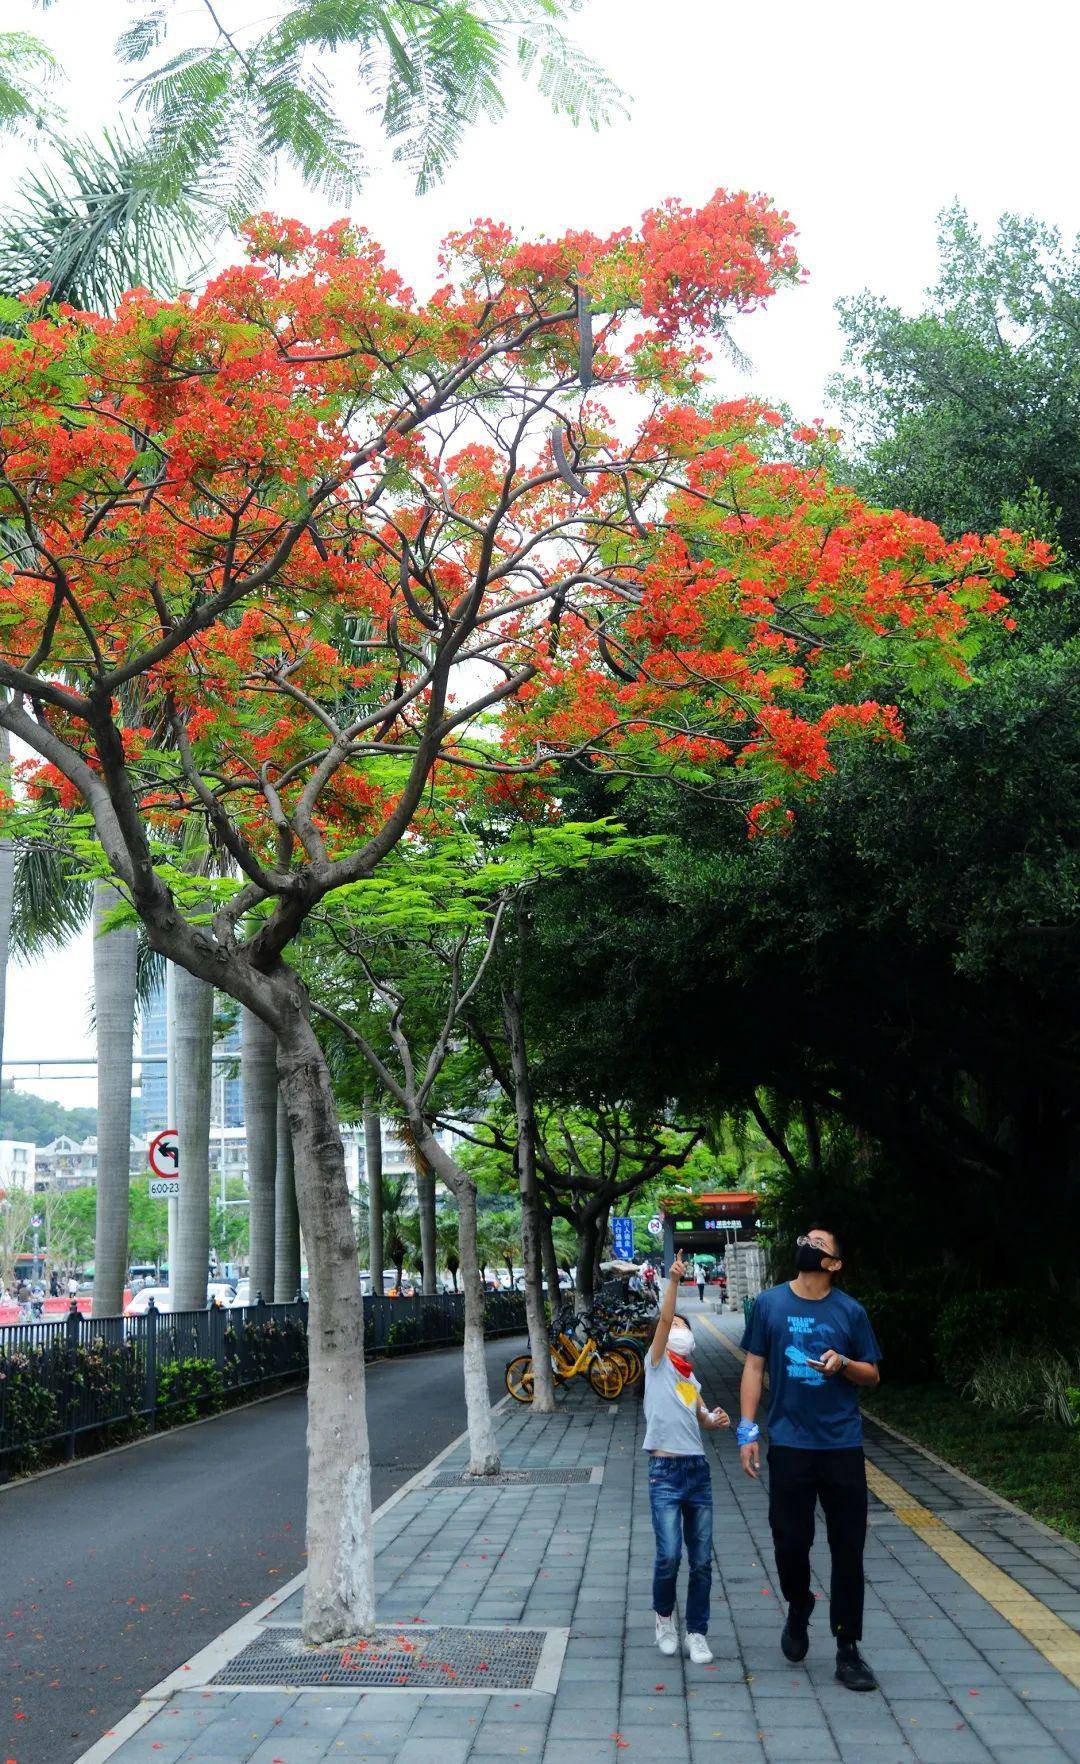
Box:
[98,1306,1080,1764]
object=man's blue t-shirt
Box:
[741,1283,882,1450]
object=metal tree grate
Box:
[211,1624,547,1690]
[427,1466,593,1488]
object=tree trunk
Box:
[575,1210,600,1308]
[414,1124,500,1475]
[540,1207,561,1309]
[0,729,12,1140]
[243,1007,277,1303]
[593,1204,609,1293]
[364,1105,384,1296]
[416,1153,437,1297]
[278,1014,374,1643]
[91,881,138,1318]
[274,1087,301,1301]
[501,983,555,1410]
[171,967,212,1311]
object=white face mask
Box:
[667,1326,695,1358]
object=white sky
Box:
[6,0,1080,1103]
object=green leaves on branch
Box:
[110,0,624,208]
[321,818,647,938]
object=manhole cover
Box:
[211,1624,549,1690]
[427,1467,594,1488]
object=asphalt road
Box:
[0,1334,525,1764]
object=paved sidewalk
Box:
[77,1303,1080,1764]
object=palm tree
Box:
[434,1211,460,1292]
[398,1119,438,1296]
[363,1105,384,1295]
[91,883,139,1317]
[274,1088,301,1301]
[170,966,213,1311]
[242,1007,277,1302]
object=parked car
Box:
[124,1283,235,1317]
[124,1285,171,1316]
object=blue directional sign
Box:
[611,1216,635,1261]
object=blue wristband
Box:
[737,1420,760,1446]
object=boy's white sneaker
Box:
[655,1614,678,1656]
[685,1632,713,1665]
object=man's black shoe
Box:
[780,1592,815,1662]
[835,1642,878,1692]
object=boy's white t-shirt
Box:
[643,1352,705,1455]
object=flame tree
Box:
[0,194,1048,1639]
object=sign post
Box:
[646,1215,663,1238]
[148,1128,180,1200]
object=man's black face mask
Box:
[795,1241,830,1273]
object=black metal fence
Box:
[0,1290,526,1476]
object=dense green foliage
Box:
[833,204,1080,572]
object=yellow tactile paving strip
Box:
[695,1308,1080,1691]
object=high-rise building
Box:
[138,981,243,1134]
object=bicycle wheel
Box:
[505,1355,535,1403]
[607,1348,634,1386]
[588,1354,625,1400]
[612,1340,644,1385]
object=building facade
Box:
[0,1139,36,1191]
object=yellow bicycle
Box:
[505,1311,626,1403]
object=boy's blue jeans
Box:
[648,1453,713,1635]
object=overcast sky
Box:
[5,0,1080,1106]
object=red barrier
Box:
[2,1291,131,1324]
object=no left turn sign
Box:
[148,1128,179,1198]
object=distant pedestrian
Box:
[644,1250,729,1665]
[49,1270,60,1297]
[739,1223,882,1694]
[68,1276,79,1299]
[695,1259,708,1304]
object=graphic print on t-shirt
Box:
[674,1379,699,1407]
[784,1313,826,1386]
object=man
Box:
[694,1258,709,1304]
[738,1224,882,1693]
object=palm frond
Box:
[10,842,94,959]
[0,30,59,135]
[0,124,219,310]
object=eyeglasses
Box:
[797,1234,837,1255]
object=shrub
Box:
[851,1287,936,1384]
[0,1349,60,1450]
[965,1346,1079,1428]
[933,1290,1080,1388]
[156,1357,225,1424]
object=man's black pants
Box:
[767,1445,868,1641]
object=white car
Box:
[124,1285,171,1316]
[124,1283,236,1317]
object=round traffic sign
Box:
[647,1215,663,1237]
[148,1129,179,1179]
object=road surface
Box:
[0,1334,525,1764]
